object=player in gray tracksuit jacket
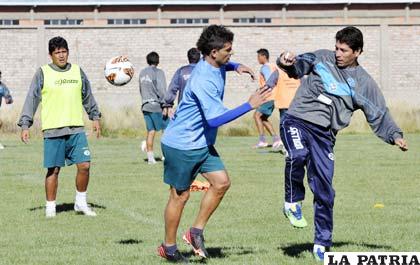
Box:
[139,51,167,164]
[274,26,408,261]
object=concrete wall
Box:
[0,24,418,112]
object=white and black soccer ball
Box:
[104,56,134,86]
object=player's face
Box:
[213,42,233,66]
[335,41,360,68]
[50,47,69,68]
[257,54,267,64]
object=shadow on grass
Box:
[280,241,392,258]
[143,157,164,163]
[182,246,262,262]
[117,239,143,245]
[29,202,106,213]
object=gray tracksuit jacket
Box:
[139,65,167,113]
[277,49,403,144]
[17,63,101,138]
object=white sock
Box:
[314,244,325,252]
[147,151,155,161]
[284,202,298,210]
[75,190,87,206]
[46,200,56,209]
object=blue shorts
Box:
[162,144,225,191]
[43,132,91,168]
[257,100,275,117]
[143,111,168,131]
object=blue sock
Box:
[259,135,266,142]
[164,244,178,256]
[190,227,203,236]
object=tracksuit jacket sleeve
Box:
[80,69,101,120]
[163,68,181,107]
[277,52,317,79]
[17,68,43,129]
[354,77,403,144]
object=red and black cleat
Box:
[157,244,189,264]
[182,229,209,259]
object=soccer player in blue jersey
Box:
[276,26,408,261]
[157,25,271,263]
[0,71,13,150]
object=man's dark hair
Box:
[335,26,364,53]
[187,48,200,64]
[196,25,234,56]
[146,51,159,66]
[257,48,269,60]
[48,36,69,55]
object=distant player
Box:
[163,47,201,115]
[0,70,13,150]
[139,51,167,164]
[276,26,408,261]
[18,36,101,218]
[157,25,270,263]
[253,48,282,149]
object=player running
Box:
[253,48,282,149]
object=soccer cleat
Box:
[283,203,308,228]
[157,244,189,264]
[148,159,157,165]
[45,207,56,218]
[74,203,97,216]
[313,244,326,262]
[254,141,269,148]
[182,229,208,259]
[272,140,285,152]
[141,140,147,153]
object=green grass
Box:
[0,134,419,265]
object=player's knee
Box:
[47,167,60,177]
[174,189,190,204]
[214,178,231,193]
[77,162,90,173]
[291,151,307,166]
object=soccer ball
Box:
[104,56,134,86]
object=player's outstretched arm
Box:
[206,87,271,128]
[225,61,255,80]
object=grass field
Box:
[0,134,419,265]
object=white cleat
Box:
[74,203,97,216]
[148,159,157,165]
[45,207,56,218]
[141,140,147,153]
[0,143,4,150]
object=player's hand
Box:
[394,138,408,151]
[168,108,175,119]
[92,120,101,139]
[279,51,296,67]
[248,86,272,109]
[21,129,30,144]
[162,107,169,118]
[236,64,256,80]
